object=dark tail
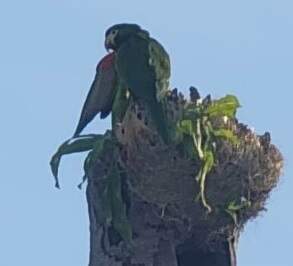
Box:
[73,116,92,138]
[147,99,170,144]
[73,121,85,138]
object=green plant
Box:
[226,198,251,226]
[50,131,132,244]
[50,134,104,188]
[177,95,240,213]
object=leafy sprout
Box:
[177,95,240,213]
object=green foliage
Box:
[148,38,170,96]
[50,134,104,188]
[178,120,193,135]
[78,132,112,189]
[177,95,240,213]
[226,198,251,225]
[50,131,132,244]
[205,95,240,118]
[108,165,132,243]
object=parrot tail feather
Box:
[147,100,170,144]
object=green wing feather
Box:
[148,38,171,99]
[116,35,170,143]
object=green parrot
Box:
[73,24,170,143]
[105,23,171,143]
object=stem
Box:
[199,161,212,213]
[192,119,204,159]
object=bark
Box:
[86,89,283,266]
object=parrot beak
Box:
[105,29,118,52]
[104,39,111,52]
[105,35,115,52]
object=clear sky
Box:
[1,1,292,265]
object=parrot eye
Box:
[111,29,118,36]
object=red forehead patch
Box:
[99,52,115,70]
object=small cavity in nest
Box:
[149,139,157,147]
[137,112,142,120]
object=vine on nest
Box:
[177,95,241,213]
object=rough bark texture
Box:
[86,89,283,266]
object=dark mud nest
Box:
[87,89,283,266]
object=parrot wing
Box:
[136,31,171,97]
[148,38,171,99]
[116,36,170,143]
[116,36,155,101]
[73,53,117,137]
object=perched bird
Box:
[73,52,117,137]
[74,23,171,143]
[105,23,171,143]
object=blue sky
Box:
[1,1,292,265]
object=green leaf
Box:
[83,151,93,177]
[175,93,242,214]
[205,95,240,118]
[227,201,240,211]
[227,199,251,212]
[50,134,103,188]
[90,177,113,226]
[212,129,240,145]
[78,132,113,189]
[177,120,193,136]
[226,199,251,225]
[78,151,93,189]
[109,165,132,243]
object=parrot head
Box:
[105,23,148,51]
